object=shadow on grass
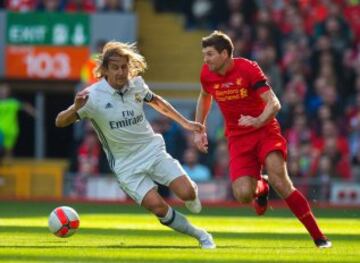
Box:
[0,254,325,263]
[0,245,315,251]
[0,202,145,218]
[0,244,197,249]
[1,201,359,219]
[0,225,359,243]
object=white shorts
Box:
[113,135,187,204]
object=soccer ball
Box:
[48,206,80,238]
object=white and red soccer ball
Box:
[48,206,80,238]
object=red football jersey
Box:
[201,58,279,137]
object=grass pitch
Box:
[0,201,359,262]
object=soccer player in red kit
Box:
[193,31,332,248]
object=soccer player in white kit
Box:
[55,41,216,249]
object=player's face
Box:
[202,46,228,73]
[104,56,129,89]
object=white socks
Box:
[159,207,204,240]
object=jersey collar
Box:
[222,59,235,77]
[100,78,135,96]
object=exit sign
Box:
[6,12,90,46]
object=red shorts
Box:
[227,126,287,182]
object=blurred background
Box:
[0,0,359,207]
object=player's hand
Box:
[183,121,205,133]
[74,90,89,110]
[238,114,262,128]
[194,132,208,153]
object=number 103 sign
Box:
[5,46,89,80]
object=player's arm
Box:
[194,88,212,153]
[258,89,281,123]
[147,94,205,133]
[195,88,212,125]
[238,89,281,128]
[55,90,89,128]
[22,103,37,118]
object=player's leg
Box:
[231,176,257,203]
[228,133,269,215]
[169,175,202,214]
[141,188,215,249]
[134,150,215,249]
[265,151,332,248]
[231,175,269,215]
[264,151,294,197]
[150,153,202,214]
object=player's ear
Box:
[220,49,228,58]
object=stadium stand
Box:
[1,0,360,205]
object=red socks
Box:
[285,189,325,240]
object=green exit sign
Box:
[6,12,90,46]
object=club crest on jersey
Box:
[236,78,242,85]
[134,93,142,103]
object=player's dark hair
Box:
[202,31,234,57]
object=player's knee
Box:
[170,176,196,201]
[177,187,196,201]
[233,189,253,203]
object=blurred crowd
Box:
[152,0,360,200]
[2,0,359,201]
[65,0,360,200]
[0,0,133,12]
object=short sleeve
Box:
[249,61,270,95]
[200,65,210,94]
[134,76,154,102]
[76,94,93,120]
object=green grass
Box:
[0,201,359,262]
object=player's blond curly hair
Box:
[94,41,147,79]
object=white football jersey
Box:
[77,76,160,170]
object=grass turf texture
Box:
[0,201,359,262]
